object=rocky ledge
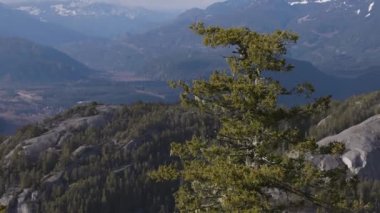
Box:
[318,114,380,179]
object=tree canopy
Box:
[151,23,361,212]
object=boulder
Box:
[71,145,99,159]
[41,172,64,185]
[309,154,343,171]
[318,115,380,179]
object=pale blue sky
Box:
[1,0,225,10]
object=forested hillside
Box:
[0,103,217,212]
[309,91,380,139]
[2,92,380,212]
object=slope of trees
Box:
[309,91,380,140]
[0,103,217,212]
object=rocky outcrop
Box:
[318,114,380,179]
[0,188,36,213]
[41,172,64,185]
[0,103,200,213]
[0,105,123,212]
[3,105,120,165]
[309,154,343,172]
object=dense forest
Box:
[0,103,217,212]
[1,92,380,212]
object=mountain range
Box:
[2,0,379,78]
[0,3,87,45]
[286,0,379,76]
[0,37,94,84]
[158,0,380,76]
[57,0,380,78]
[9,1,178,37]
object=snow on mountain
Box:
[15,1,154,19]
[51,4,77,16]
[289,0,332,6]
[17,6,41,16]
[9,1,178,37]
[369,2,375,12]
[140,0,380,76]
[287,0,377,19]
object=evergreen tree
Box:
[152,23,361,212]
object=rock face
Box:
[0,103,206,213]
[0,104,121,212]
[4,105,118,164]
[318,114,380,179]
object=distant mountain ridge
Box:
[3,0,378,99]
[0,37,94,84]
[285,0,379,75]
[184,0,380,75]
[131,0,380,76]
[0,3,88,45]
[57,0,380,78]
[9,1,178,37]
